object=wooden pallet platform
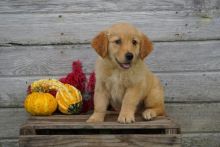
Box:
[19,113,181,147]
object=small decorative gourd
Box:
[30,79,64,92]
[56,84,82,114]
[27,79,83,114]
[24,92,57,116]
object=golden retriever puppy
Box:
[87,23,165,123]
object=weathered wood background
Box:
[0,0,220,146]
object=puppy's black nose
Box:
[125,52,133,61]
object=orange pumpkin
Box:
[24,92,57,116]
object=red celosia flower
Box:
[59,60,96,113]
[87,72,96,93]
[59,60,87,93]
[81,72,95,113]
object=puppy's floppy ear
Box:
[91,31,108,58]
[140,33,153,59]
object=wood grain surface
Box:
[0,0,219,13]
[1,41,220,76]
[0,10,219,45]
[19,135,181,147]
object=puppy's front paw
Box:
[142,109,157,120]
[117,112,135,123]
[86,113,105,123]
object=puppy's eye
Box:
[114,39,121,45]
[132,40,137,46]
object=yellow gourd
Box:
[24,92,57,116]
[31,79,64,92]
[56,84,82,114]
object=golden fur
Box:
[87,23,165,123]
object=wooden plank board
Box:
[0,139,18,147]
[0,72,220,107]
[0,108,28,139]
[2,133,220,147]
[0,10,220,44]
[161,72,220,102]
[19,135,181,147]
[0,44,96,76]
[1,103,220,138]
[166,103,220,133]
[20,115,179,131]
[182,133,220,147]
[1,41,220,76]
[0,0,219,13]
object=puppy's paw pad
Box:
[142,109,156,120]
[117,114,135,124]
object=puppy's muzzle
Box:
[115,52,134,69]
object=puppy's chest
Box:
[105,72,131,109]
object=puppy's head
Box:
[91,23,153,69]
